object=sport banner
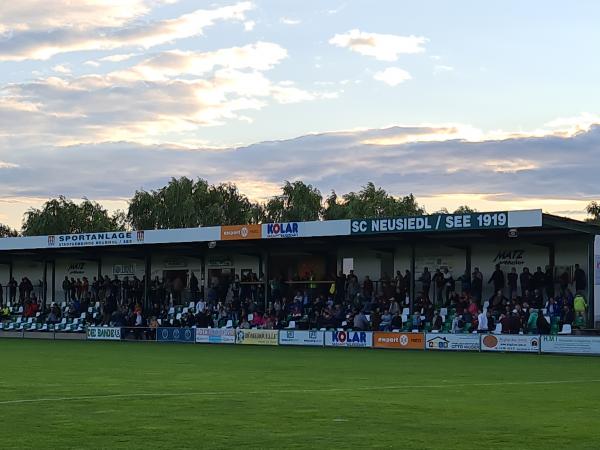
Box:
[195,328,236,344]
[235,329,279,345]
[425,333,480,351]
[86,326,121,341]
[480,334,540,353]
[541,335,600,355]
[373,332,424,349]
[157,327,195,343]
[279,330,324,346]
[325,331,373,348]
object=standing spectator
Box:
[544,267,554,300]
[335,271,346,304]
[560,305,574,327]
[419,268,431,299]
[532,267,545,293]
[536,312,551,335]
[573,293,588,319]
[443,268,454,304]
[471,268,483,303]
[9,277,17,304]
[403,270,412,298]
[520,267,532,297]
[457,269,471,295]
[488,264,505,295]
[507,268,518,300]
[477,309,488,332]
[573,264,587,292]
[433,269,444,306]
[363,276,374,300]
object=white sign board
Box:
[541,335,600,355]
[87,327,121,341]
[324,331,373,348]
[480,334,540,353]
[195,328,236,344]
[425,333,480,351]
[279,330,324,346]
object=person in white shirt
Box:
[477,309,488,332]
[196,299,206,313]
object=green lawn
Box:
[1,340,599,449]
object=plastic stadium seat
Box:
[287,321,296,329]
[225,320,233,328]
[247,314,254,322]
[558,324,572,335]
[492,323,502,334]
[95,302,100,308]
[168,307,175,315]
[88,307,94,313]
[440,308,448,316]
[182,307,188,314]
[188,302,195,309]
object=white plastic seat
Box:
[225,319,233,328]
[402,308,410,316]
[188,302,195,309]
[440,308,448,316]
[558,324,572,335]
[287,321,296,329]
[182,307,188,314]
[247,313,254,322]
[492,323,502,334]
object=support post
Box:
[410,242,416,311]
[51,260,56,304]
[42,260,48,310]
[263,251,269,312]
[144,254,151,310]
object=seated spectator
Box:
[507,312,522,334]
[380,311,392,331]
[431,311,443,332]
[451,315,461,334]
[390,312,403,330]
[353,309,370,331]
[411,313,422,331]
[537,312,551,335]
[239,316,251,329]
[0,304,10,319]
[251,311,266,328]
[560,305,574,326]
[526,309,538,332]
[545,297,560,318]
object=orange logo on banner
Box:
[373,332,424,349]
[221,224,262,241]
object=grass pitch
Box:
[1,340,599,449]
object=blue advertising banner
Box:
[157,327,195,343]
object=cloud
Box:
[0,161,19,169]
[100,53,138,63]
[0,41,334,146]
[2,121,600,228]
[434,64,454,74]
[329,29,426,61]
[51,64,71,74]
[243,20,256,31]
[373,67,411,86]
[0,2,254,60]
[280,17,301,25]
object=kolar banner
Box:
[325,331,373,348]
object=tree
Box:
[323,182,425,219]
[127,177,261,229]
[0,223,18,237]
[21,196,124,236]
[453,205,477,214]
[265,181,323,222]
[586,201,600,224]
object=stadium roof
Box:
[0,209,598,257]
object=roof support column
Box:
[144,254,151,311]
[410,242,416,311]
[42,259,48,310]
[51,259,56,305]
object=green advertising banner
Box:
[350,212,511,235]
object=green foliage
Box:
[21,196,124,236]
[0,223,19,237]
[454,205,478,214]
[323,182,425,219]
[264,181,323,222]
[586,201,600,224]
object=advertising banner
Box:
[54,332,87,340]
[235,329,279,345]
[87,327,121,341]
[279,330,324,346]
[157,327,195,343]
[480,334,540,353]
[195,328,236,344]
[325,330,373,348]
[48,231,143,248]
[263,222,300,239]
[541,335,600,355]
[425,333,480,351]
[221,224,262,241]
[373,332,424,349]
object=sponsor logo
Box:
[67,262,85,275]
[266,222,299,238]
[136,230,145,242]
[221,224,262,241]
[482,335,498,348]
[48,235,56,246]
[493,249,525,266]
[332,331,366,344]
[373,332,424,349]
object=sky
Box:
[1,0,599,229]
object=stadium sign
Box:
[87,327,121,340]
[235,329,279,345]
[425,333,480,351]
[373,332,424,349]
[480,334,540,353]
[351,212,512,235]
[325,331,373,348]
[263,222,300,239]
[157,327,195,343]
[279,330,324,346]
[48,231,144,248]
[221,224,262,241]
[195,328,236,344]
[540,335,600,355]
